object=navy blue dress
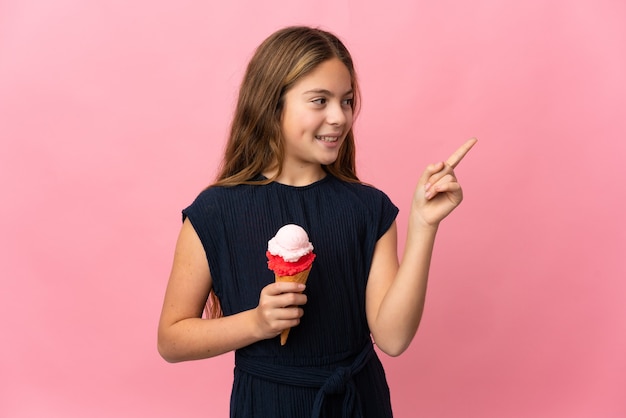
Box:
[183,174,398,417]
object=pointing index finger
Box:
[446,137,478,168]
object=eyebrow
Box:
[302,88,354,97]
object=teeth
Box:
[316,136,338,142]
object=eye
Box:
[312,98,327,105]
[342,98,354,107]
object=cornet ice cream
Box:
[266,224,315,345]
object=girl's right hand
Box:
[254,282,307,340]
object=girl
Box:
[158,26,476,417]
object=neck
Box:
[263,164,326,187]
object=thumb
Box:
[418,161,445,187]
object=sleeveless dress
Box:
[183,174,399,418]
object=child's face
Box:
[280,58,354,169]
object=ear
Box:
[276,90,286,119]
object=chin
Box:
[318,156,339,166]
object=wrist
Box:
[247,308,265,341]
[409,212,440,233]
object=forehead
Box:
[290,58,352,93]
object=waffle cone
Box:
[274,267,311,345]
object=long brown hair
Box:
[213,26,361,187]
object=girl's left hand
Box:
[412,138,477,227]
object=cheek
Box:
[283,106,314,131]
[344,111,354,131]
[292,113,321,134]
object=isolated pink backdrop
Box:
[1,0,625,417]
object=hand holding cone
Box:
[274,269,311,344]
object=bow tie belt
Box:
[235,340,375,418]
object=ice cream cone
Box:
[266,224,316,346]
[275,267,311,345]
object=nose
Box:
[326,101,349,126]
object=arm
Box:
[365,220,436,357]
[366,138,477,356]
[157,218,307,363]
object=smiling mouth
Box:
[315,135,339,143]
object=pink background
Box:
[2,0,625,417]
